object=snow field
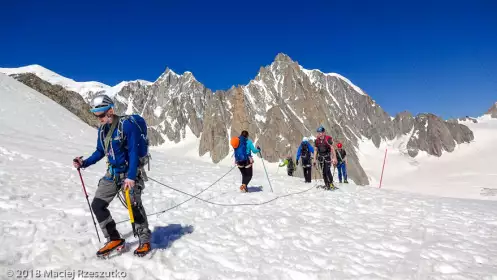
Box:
[1,73,497,279]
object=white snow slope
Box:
[1,73,497,279]
[0,65,151,101]
[357,117,497,201]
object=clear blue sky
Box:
[1,0,496,119]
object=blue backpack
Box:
[234,136,249,163]
[117,114,151,168]
[300,141,311,160]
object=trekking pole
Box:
[313,163,317,183]
[314,164,321,187]
[125,188,137,237]
[259,151,274,192]
[75,167,101,243]
[125,189,136,236]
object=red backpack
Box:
[315,135,333,154]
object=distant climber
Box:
[313,125,337,189]
[335,142,348,183]
[279,155,295,176]
[296,137,314,183]
[230,130,261,193]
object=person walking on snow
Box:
[231,130,261,193]
[312,125,338,189]
[278,155,295,176]
[73,94,152,257]
[296,137,314,183]
[335,142,348,183]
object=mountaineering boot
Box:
[96,238,125,258]
[339,180,342,183]
[134,242,151,257]
[240,184,248,193]
[344,180,348,184]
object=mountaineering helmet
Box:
[90,94,114,113]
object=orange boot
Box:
[134,242,151,257]
[240,184,248,193]
[96,239,125,257]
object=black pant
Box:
[303,167,311,182]
[238,166,253,186]
[318,156,333,187]
[302,158,312,182]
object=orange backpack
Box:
[230,137,240,149]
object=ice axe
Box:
[74,157,101,243]
[124,188,137,237]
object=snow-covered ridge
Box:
[0,64,152,100]
[106,80,152,98]
[0,64,108,99]
[1,56,366,104]
[301,66,367,96]
[153,68,199,85]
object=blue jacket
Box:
[296,141,314,161]
[82,119,141,180]
[246,139,260,156]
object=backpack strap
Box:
[326,136,333,150]
[336,149,345,163]
[319,135,332,150]
[116,115,135,149]
[128,115,144,133]
[116,116,127,146]
[103,116,120,155]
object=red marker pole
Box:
[379,148,387,188]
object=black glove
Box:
[73,156,83,169]
[256,146,261,151]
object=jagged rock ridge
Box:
[3,54,476,186]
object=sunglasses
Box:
[94,112,108,119]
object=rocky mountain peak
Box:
[154,67,199,87]
[155,67,174,83]
[274,53,294,63]
[486,102,497,118]
[182,71,200,84]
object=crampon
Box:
[96,239,127,259]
